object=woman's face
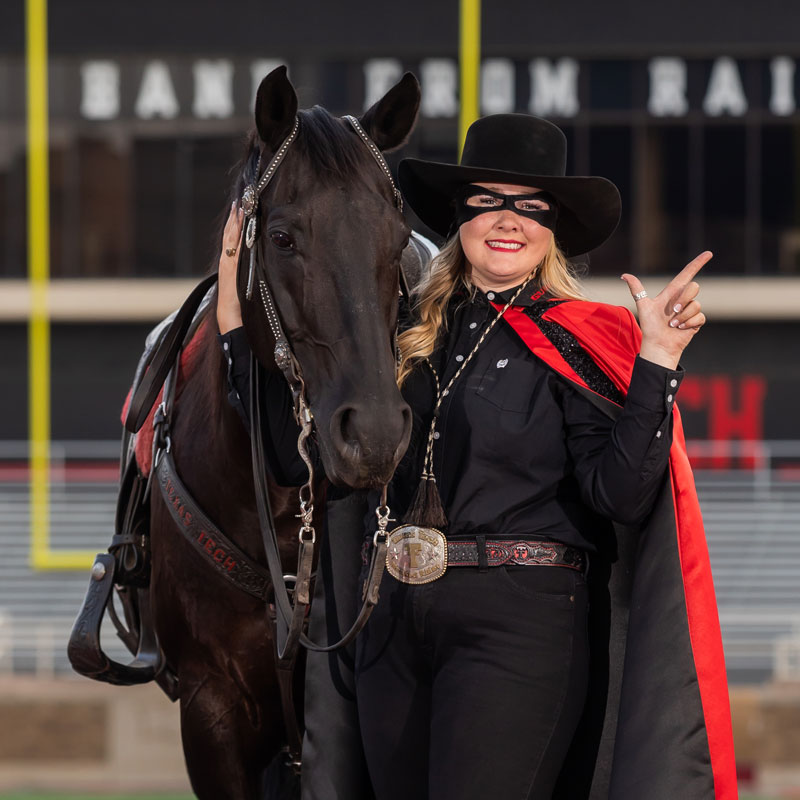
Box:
[458,182,553,292]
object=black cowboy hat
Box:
[398,114,621,257]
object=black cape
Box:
[301,299,737,800]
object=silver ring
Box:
[633,290,648,301]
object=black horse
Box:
[140,67,419,797]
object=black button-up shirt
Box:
[219,287,682,553]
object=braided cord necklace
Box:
[405,275,536,528]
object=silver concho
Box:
[274,339,292,370]
[245,216,258,250]
[241,184,257,217]
[386,524,447,584]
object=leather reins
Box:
[240,112,401,653]
[240,114,404,770]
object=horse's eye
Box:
[270,231,294,250]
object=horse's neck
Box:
[172,319,254,504]
[173,309,324,564]
[177,314,239,435]
[170,315,303,566]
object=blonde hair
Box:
[396,233,585,387]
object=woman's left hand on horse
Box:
[621,251,711,370]
[217,201,245,334]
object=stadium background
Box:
[0,0,799,796]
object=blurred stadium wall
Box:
[1,0,799,794]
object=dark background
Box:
[0,321,797,442]
[1,1,797,56]
[2,0,798,447]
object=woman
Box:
[217,114,735,800]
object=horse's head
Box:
[237,66,420,490]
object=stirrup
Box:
[67,553,165,687]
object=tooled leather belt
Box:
[447,538,586,571]
[383,524,587,585]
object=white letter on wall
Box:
[648,58,688,117]
[420,59,458,118]
[80,61,120,120]
[703,57,748,116]
[770,57,796,116]
[364,59,403,110]
[481,59,514,114]
[135,60,179,119]
[529,58,579,117]
[193,60,234,119]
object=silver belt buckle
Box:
[386,524,447,584]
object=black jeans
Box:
[355,564,590,800]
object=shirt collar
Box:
[452,280,550,310]
[482,281,550,307]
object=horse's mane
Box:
[295,106,369,180]
[231,106,369,198]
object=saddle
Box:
[67,276,217,702]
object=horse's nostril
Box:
[330,402,409,465]
[338,407,359,448]
[334,407,369,457]
[401,405,412,437]
[330,406,362,459]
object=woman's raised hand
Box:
[620,251,711,370]
[217,201,245,334]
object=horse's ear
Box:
[254,66,298,151]
[358,72,421,152]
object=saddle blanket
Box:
[120,318,210,476]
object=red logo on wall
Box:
[680,375,766,468]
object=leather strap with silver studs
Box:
[343,115,403,211]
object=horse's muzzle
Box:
[325,400,412,488]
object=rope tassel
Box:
[405,472,448,528]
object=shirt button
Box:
[670,378,678,388]
[469,322,478,329]
[667,394,673,403]
[455,354,464,362]
[433,431,440,440]
[228,357,233,366]
[486,292,495,300]
[656,430,662,438]
[223,342,229,351]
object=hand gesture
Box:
[217,201,245,334]
[620,251,711,370]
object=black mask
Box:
[455,185,559,231]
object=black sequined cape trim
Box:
[523,300,625,406]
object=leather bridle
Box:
[241,115,407,770]
[240,113,402,634]
[241,113,402,406]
